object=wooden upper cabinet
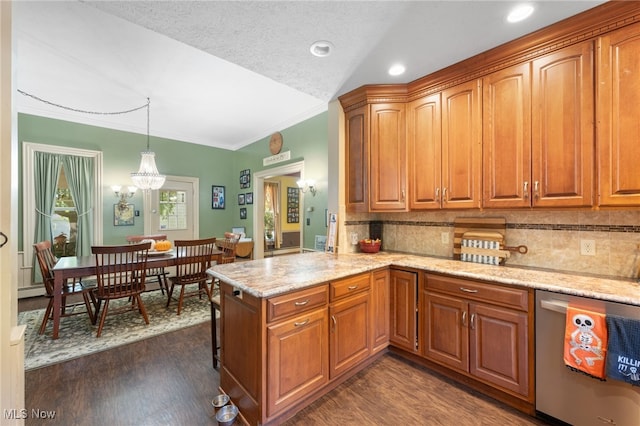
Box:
[597,23,640,206]
[531,41,594,207]
[407,93,442,210]
[482,63,532,208]
[441,79,482,209]
[369,103,407,211]
[345,105,369,213]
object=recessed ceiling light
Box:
[507,4,534,23]
[388,64,406,76]
[310,40,334,57]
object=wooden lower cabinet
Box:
[219,273,378,425]
[266,307,328,418]
[329,291,370,378]
[389,268,418,352]
[421,273,533,402]
[370,269,390,354]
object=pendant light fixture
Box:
[131,98,166,190]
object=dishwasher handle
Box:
[540,299,568,314]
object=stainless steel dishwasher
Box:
[536,290,640,425]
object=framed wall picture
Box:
[211,185,225,209]
[245,192,253,204]
[114,204,135,226]
[286,186,299,223]
[238,193,245,205]
[240,169,251,189]
[240,207,247,220]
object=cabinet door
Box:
[389,269,417,352]
[598,23,640,206]
[370,103,407,211]
[266,307,329,417]
[532,42,594,207]
[423,291,469,372]
[469,303,529,397]
[441,79,482,209]
[345,105,369,213]
[371,269,390,354]
[329,292,370,378]
[482,62,532,208]
[407,93,442,209]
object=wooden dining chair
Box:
[166,237,217,315]
[210,232,239,368]
[33,240,97,335]
[126,234,170,294]
[92,242,152,337]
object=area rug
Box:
[18,286,212,371]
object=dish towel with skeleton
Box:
[605,314,640,386]
[563,305,607,380]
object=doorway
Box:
[253,161,305,259]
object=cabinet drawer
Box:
[425,273,528,311]
[267,285,328,323]
[330,273,371,301]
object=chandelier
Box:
[131,98,166,190]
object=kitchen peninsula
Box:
[208,251,640,425]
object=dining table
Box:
[50,247,222,339]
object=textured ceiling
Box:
[13,1,605,151]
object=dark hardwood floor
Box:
[21,296,550,426]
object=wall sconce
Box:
[297,179,317,196]
[112,185,137,211]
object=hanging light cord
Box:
[17,89,149,116]
[146,97,151,150]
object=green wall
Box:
[18,110,329,251]
[235,112,329,249]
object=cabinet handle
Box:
[461,311,467,327]
[523,181,529,200]
[442,187,448,202]
[331,315,337,331]
[470,313,476,330]
[534,181,539,200]
[402,188,405,201]
[294,319,309,327]
[294,299,309,306]
[459,287,478,293]
[435,187,440,202]
[348,285,359,291]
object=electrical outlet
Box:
[350,232,359,245]
[580,239,596,256]
[441,232,449,244]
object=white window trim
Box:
[22,142,103,267]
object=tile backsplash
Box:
[345,210,640,280]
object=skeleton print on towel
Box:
[569,313,605,367]
[563,306,608,380]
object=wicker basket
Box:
[359,240,381,253]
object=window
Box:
[158,189,187,230]
[51,168,77,257]
[23,142,103,269]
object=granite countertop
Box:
[207,251,640,306]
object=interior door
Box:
[147,176,198,241]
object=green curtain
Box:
[61,155,94,256]
[33,152,61,246]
